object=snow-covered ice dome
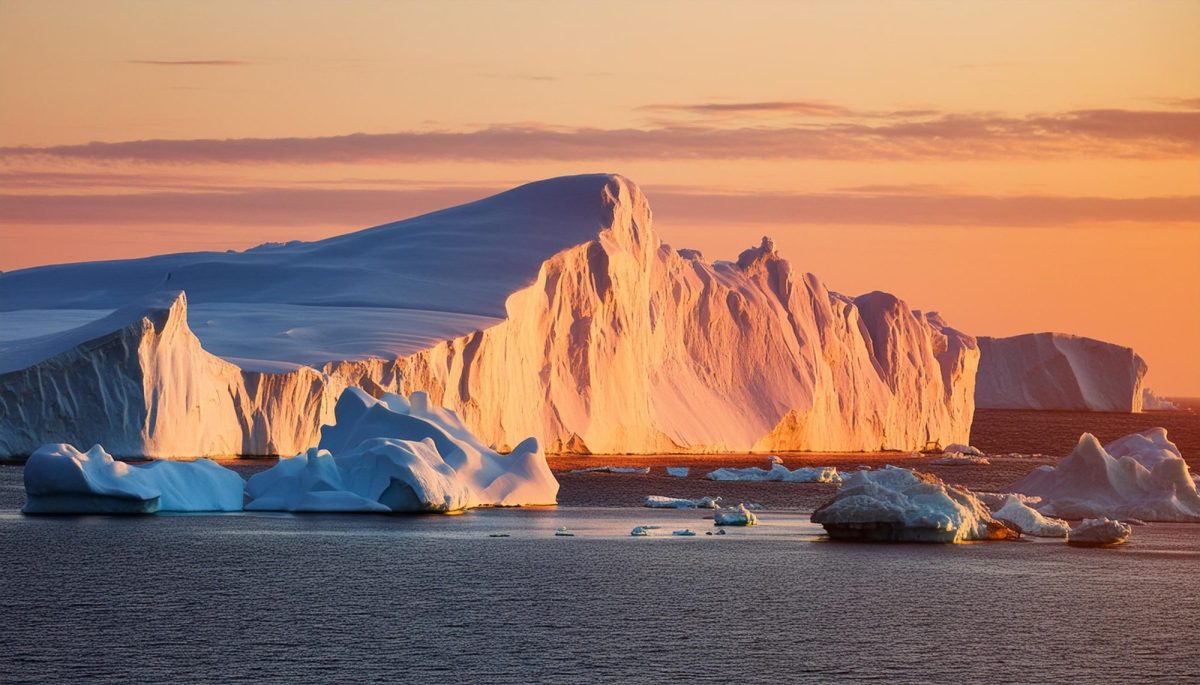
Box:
[245,388,558,513]
[1011,428,1200,522]
[811,466,1018,543]
[22,443,244,514]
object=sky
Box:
[1,0,1198,394]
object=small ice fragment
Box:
[555,527,575,537]
[666,467,689,477]
[672,529,696,536]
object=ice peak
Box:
[736,235,779,270]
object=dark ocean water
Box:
[3,407,1200,683]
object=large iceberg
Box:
[22,443,244,514]
[245,389,558,513]
[1,174,979,456]
[811,466,1018,543]
[1011,428,1200,522]
[976,333,1146,412]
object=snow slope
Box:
[1,174,979,456]
[975,333,1147,412]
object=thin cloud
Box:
[2,109,1196,164]
[126,59,254,66]
[639,100,853,117]
[2,185,1196,229]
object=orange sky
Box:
[1,1,1198,394]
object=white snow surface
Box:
[706,463,842,483]
[644,495,721,509]
[245,388,558,512]
[1011,428,1200,522]
[975,333,1147,412]
[1068,517,1132,546]
[22,443,244,513]
[990,494,1070,537]
[811,466,1017,543]
[1,174,980,456]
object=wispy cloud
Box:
[2,108,1196,164]
[3,185,1195,229]
[639,100,853,117]
[126,59,254,67]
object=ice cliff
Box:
[975,333,1147,412]
[0,174,979,456]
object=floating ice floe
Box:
[810,466,1018,543]
[1011,429,1200,522]
[555,527,575,537]
[565,466,651,475]
[644,495,721,509]
[672,529,697,536]
[943,443,984,457]
[930,453,991,466]
[706,461,841,483]
[713,504,758,526]
[631,526,651,536]
[666,467,689,477]
[245,389,558,513]
[22,443,244,514]
[990,495,1069,537]
[1067,518,1132,547]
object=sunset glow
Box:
[1,0,1197,392]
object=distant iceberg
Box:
[1012,428,1200,522]
[713,504,758,526]
[245,389,558,513]
[644,495,721,509]
[707,461,841,483]
[811,466,1018,543]
[566,466,650,475]
[666,467,689,478]
[22,443,244,514]
[930,453,990,466]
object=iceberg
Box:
[976,333,1146,412]
[990,495,1069,537]
[706,462,841,483]
[244,389,558,513]
[1011,429,1200,522]
[644,495,721,509]
[713,504,758,526]
[1142,388,1180,411]
[811,466,1019,543]
[22,443,244,514]
[1067,518,1132,547]
[930,453,990,465]
[666,467,689,477]
[943,443,984,457]
[1,174,979,457]
[565,466,651,475]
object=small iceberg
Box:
[22,443,245,514]
[671,529,697,536]
[555,527,575,537]
[811,466,1018,543]
[631,526,652,536]
[943,443,985,457]
[1067,518,1132,547]
[1012,429,1200,522]
[666,467,689,478]
[991,495,1069,538]
[713,504,758,526]
[931,453,990,466]
[644,495,721,509]
[566,465,651,475]
[706,460,841,483]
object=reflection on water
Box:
[2,467,1199,683]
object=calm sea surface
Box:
[2,408,1199,683]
